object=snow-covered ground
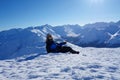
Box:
[0,44,120,80]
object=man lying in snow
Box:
[46,34,79,54]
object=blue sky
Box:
[0,0,120,30]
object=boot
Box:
[70,50,79,54]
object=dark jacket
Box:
[46,39,66,53]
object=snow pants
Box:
[58,46,79,54]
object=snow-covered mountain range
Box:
[0,21,120,59]
[53,21,120,47]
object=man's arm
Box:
[57,42,67,46]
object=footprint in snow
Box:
[87,64,102,69]
[106,66,118,73]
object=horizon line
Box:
[0,20,120,32]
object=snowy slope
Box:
[53,25,81,37]
[0,43,120,80]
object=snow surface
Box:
[0,43,120,80]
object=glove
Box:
[62,42,67,44]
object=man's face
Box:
[48,35,53,40]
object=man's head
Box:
[47,33,53,40]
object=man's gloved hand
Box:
[58,41,67,46]
[63,41,67,44]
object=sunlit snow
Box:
[0,43,120,80]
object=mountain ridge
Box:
[0,20,120,59]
